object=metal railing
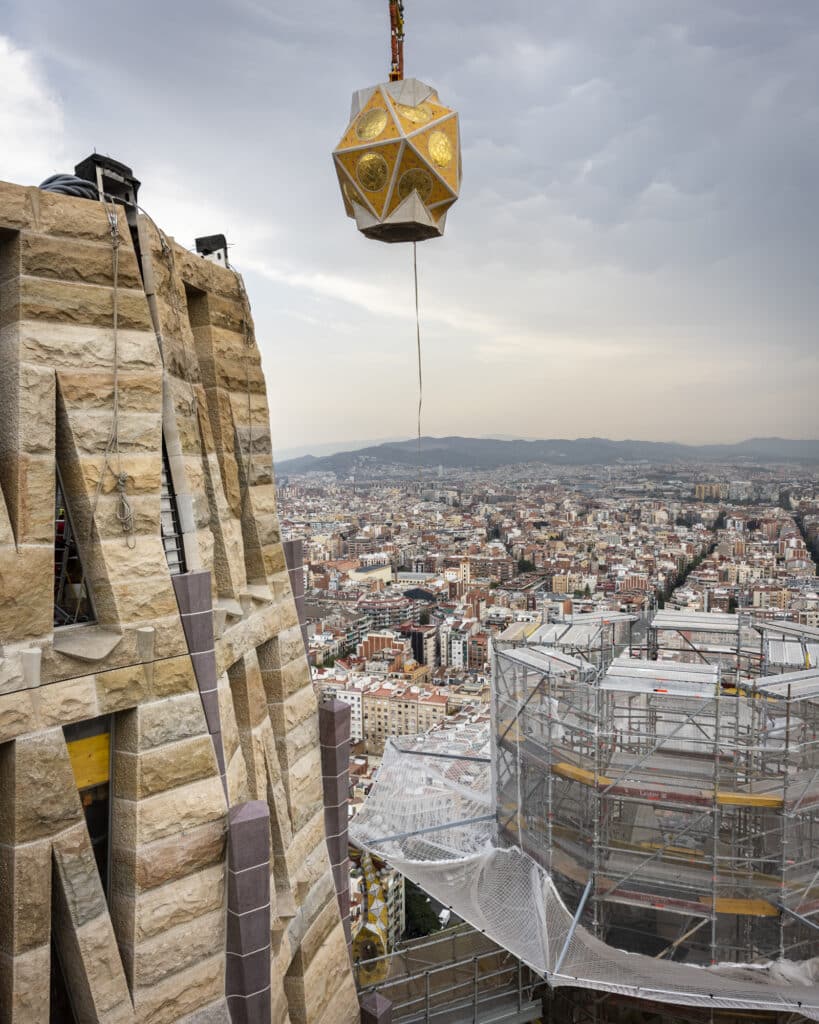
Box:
[356,925,544,1023]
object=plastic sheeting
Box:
[350,724,819,1020]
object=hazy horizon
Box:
[276,431,819,463]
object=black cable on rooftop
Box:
[38,173,99,200]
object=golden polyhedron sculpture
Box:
[333,77,461,243]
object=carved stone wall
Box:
[0,179,360,1024]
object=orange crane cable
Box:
[389,0,405,81]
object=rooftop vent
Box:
[195,234,229,268]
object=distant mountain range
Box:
[277,436,819,474]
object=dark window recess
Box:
[52,715,114,1019]
[161,443,187,576]
[54,467,96,627]
[63,716,112,896]
[49,935,79,1024]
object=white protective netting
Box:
[350,724,819,1020]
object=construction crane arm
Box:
[389,0,405,81]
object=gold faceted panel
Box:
[356,107,389,141]
[430,197,455,223]
[344,180,367,210]
[333,80,461,241]
[389,93,452,136]
[356,151,389,192]
[397,167,434,203]
[335,140,401,218]
[336,89,402,151]
[386,142,455,219]
[412,113,460,192]
[394,102,434,125]
[335,162,372,217]
[428,130,453,169]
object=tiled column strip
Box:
[225,800,273,1024]
[319,700,352,947]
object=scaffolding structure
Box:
[647,610,763,680]
[494,647,819,967]
[350,611,819,1021]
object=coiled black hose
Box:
[38,173,99,200]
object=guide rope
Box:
[92,202,136,550]
[72,202,135,618]
[234,271,256,516]
[413,241,423,486]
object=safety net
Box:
[349,722,819,1020]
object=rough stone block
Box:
[135,863,225,942]
[0,838,51,955]
[135,775,226,845]
[117,692,208,752]
[53,822,108,927]
[150,655,198,698]
[133,908,224,988]
[132,819,227,892]
[0,942,50,1023]
[0,730,81,844]
[134,733,219,799]
[0,544,53,639]
[0,688,38,745]
[134,951,224,1024]
[37,676,99,728]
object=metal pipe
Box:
[553,878,592,975]
[364,813,495,846]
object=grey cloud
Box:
[2,0,816,444]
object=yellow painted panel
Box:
[335,142,402,218]
[705,897,779,917]
[553,762,613,787]
[386,143,455,218]
[389,94,453,136]
[337,87,403,151]
[333,160,375,218]
[67,733,110,790]
[716,791,783,808]
[412,114,460,192]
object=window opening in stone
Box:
[160,440,187,575]
[64,715,113,897]
[54,465,96,627]
[49,935,79,1024]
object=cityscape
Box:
[277,448,819,1018]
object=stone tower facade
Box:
[0,177,360,1023]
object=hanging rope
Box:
[234,271,256,516]
[86,202,136,551]
[413,240,423,486]
[72,203,135,618]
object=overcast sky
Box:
[2,1,817,453]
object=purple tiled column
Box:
[319,700,352,947]
[173,575,273,1020]
[282,538,308,651]
[171,570,227,794]
[226,800,272,1024]
[360,991,393,1023]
